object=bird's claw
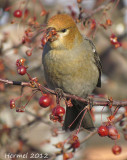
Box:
[55,88,64,104]
[87,97,93,110]
[55,88,64,98]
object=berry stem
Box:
[23,90,39,108]
[26,72,32,80]
[113,106,120,116]
[101,106,105,124]
[68,107,86,129]
[76,109,88,135]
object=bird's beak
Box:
[46,27,58,42]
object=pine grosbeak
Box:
[42,14,102,131]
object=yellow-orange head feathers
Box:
[47,14,83,50]
[48,14,76,31]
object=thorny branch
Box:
[1,78,127,107]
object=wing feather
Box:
[84,37,102,87]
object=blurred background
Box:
[0,0,127,160]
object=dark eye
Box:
[61,29,67,33]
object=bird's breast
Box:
[43,47,99,97]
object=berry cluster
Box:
[50,105,65,123]
[69,135,80,149]
[9,58,39,112]
[10,98,25,112]
[98,125,120,140]
[98,125,122,155]
[22,28,33,44]
[39,94,65,123]
[16,58,27,75]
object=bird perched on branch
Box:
[42,14,102,131]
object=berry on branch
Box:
[108,125,119,140]
[39,94,52,108]
[13,10,22,18]
[112,145,122,155]
[17,66,27,75]
[98,125,109,137]
[52,105,65,117]
[10,99,15,109]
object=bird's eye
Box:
[61,29,67,33]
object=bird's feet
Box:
[55,88,64,104]
[55,88,64,98]
[87,97,93,110]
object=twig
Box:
[2,29,44,54]
[49,113,126,160]
[82,0,111,21]
[1,78,127,107]
[25,110,52,126]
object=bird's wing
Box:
[84,36,102,87]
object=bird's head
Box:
[45,14,83,50]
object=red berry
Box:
[16,58,26,66]
[24,9,29,19]
[52,105,65,116]
[108,125,118,140]
[13,10,22,18]
[50,105,65,123]
[10,99,15,109]
[115,42,122,48]
[19,58,26,65]
[91,19,96,29]
[39,94,52,108]
[106,19,112,26]
[112,145,122,155]
[77,0,82,3]
[72,140,80,148]
[17,66,27,75]
[63,152,73,159]
[16,108,25,112]
[41,36,47,47]
[110,34,118,45]
[98,125,109,137]
[40,10,47,16]
[26,50,32,56]
[16,59,20,67]
[70,136,80,149]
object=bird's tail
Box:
[63,100,95,131]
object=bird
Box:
[42,14,102,131]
